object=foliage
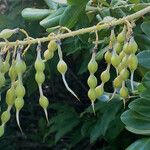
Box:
[0,0,150,149]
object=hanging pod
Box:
[117,25,127,43]
[44,50,54,61]
[57,60,68,74]
[120,68,129,80]
[6,86,16,106]
[0,125,4,137]
[88,54,98,74]
[95,83,104,97]
[48,40,58,52]
[104,50,112,64]
[111,52,121,68]
[87,74,97,88]
[1,111,11,124]
[114,42,122,54]
[100,68,110,83]
[0,28,18,39]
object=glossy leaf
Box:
[141,21,150,38]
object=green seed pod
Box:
[15,84,25,98]
[117,26,126,43]
[110,29,116,44]
[128,54,138,71]
[2,61,10,73]
[114,42,122,53]
[44,50,54,60]
[113,76,123,88]
[9,63,17,81]
[88,58,98,74]
[0,125,4,137]
[0,73,5,88]
[101,69,110,83]
[57,60,68,74]
[88,88,97,102]
[39,96,49,109]
[95,84,104,97]
[104,51,112,64]
[123,42,130,54]
[1,111,10,124]
[34,58,45,72]
[48,40,58,52]
[6,86,16,106]
[15,98,24,110]
[128,37,138,54]
[35,72,45,84]
[117,63,124,73]
[119,51,126,60]
[87,74,97,88]
[111,52,121,68]
[120,68,129,80]
[0,28,18,39]
[121,55,128,68]
[120,86,128,99]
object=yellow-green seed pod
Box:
[111,53,121,68]
[95,84,104,97]
[119,51,126,60]
[0,125,4,137]
[101,69,110,83]
[57,60,68,74]
[120,86,128,99]
[128,54,138,71]
[88,88,97,102]
[117,26,126,43]
[104,51,112,64]
[35,72,45,85]
[39,96,49,109]
[87,74,97,88]
[15,98,24,110]
[120,68,129,80]
[2,61,10,73]
[6,87,16,106]
[15,59,26,75]
[113,76,123,88]
[123,42,130,55]
[110,29,116,44]
[1,111,10,124]
[0,73,5,88]
[44,50,54,60]
[34,59,45,72]
[128,37,138,54]
[121,56,128,68]
[117,63,124,73]
[0,28,18,39]
[15,84,25,98]
[48,40,58,52]
[9,63,17,81]
[114,42,122,54]
[88,58,98,74]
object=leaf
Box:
[128,98,150,118]
[141,21,150,38]
[59,2,87,29]
[137,50,150,69]
[67,0,89,5]
[142,71,150,89]
[44,0,57,9]
[126,138,150,150]
[121,110,150,135]
[140,89,150,100]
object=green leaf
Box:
[141,21,150,38]
[128,98,150,118]
[67,0,89,5]
[44,0,57,9]
[21,8,52,21]
[59,3,87,29]
[142,71,150,89]
[121,110,150,135]
[137,50,150,69]
[140,89,150,100]
[126,138,150,150]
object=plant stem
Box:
[0,6,150,47]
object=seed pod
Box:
[121,55,128,68]
[48,40,58,52]
[57,60,68,74]
[113,76,123,88]
[120,68,129,80]
[39,95,49,109]
[128,54,138,71]
[101,69,110,83]
[44,50,54,60]
[114,42,122,53]
[0,73,5,88]
[6,86,16,106]
[34,57,45,72]
[111,52,121,68]
[0,125,4,137]
[123,42,130,54]
[15,98,24,110]
[117,63,124,73]
[1,111,10,124]
[117,26,126,43]
[0,28,18,39]
[128,37,138,54]
[15,84,26,98]
[110,29,116,44]
[9,62,17,81]
[120,86,128,99]
[87,74,97,88]
[88,57,98,74]
[119,51,126,60]
[35,72,45,85]
[88,88,97,102]
[104,51,112,64]
[95,84,104,97]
